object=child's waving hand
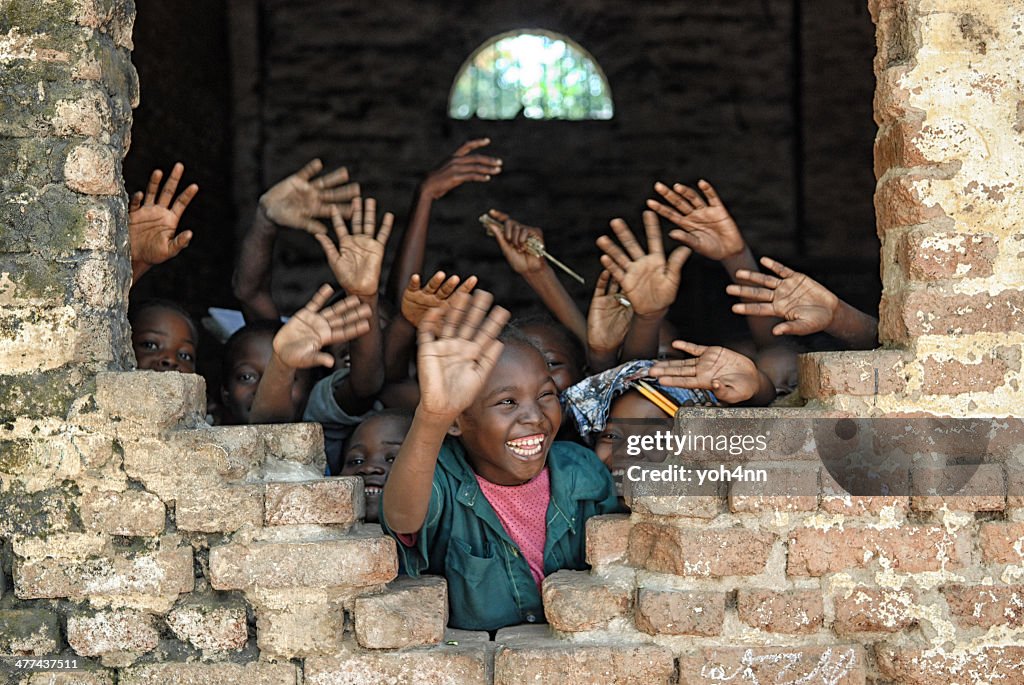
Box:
[129,162,199,282]
[273,285,373,369]
[401,271,478,326]
[421,138,502,201]
[260,159,360,235]
[587,270,632,369]
[487,209,547,275]
[646,179,744,261]
[315,197,393,298]
[595,211,691,317]
[416,290,510,420]
[727,257,839,336]
[649,340,764,405]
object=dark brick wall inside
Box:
[128,0,879,355]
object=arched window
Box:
[449,30,613,121]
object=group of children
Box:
[126,140,878,631]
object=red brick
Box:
[877,645,1024,685]
[874,115,929,178]
[875,170,949,235]
[942,584,1024,629]
[911,464,1005,511]
[728,466,819,513]
[635,588,725,636]
[880,289,1024,344]
[542,570,632,632]
[264,478,362,526]
[736,589,823,634]
[980,522,1024,564]
[798,350,908,399]
[585,514,631,567]
[628,523,775,577]
[787,526,962,577]
[922,349,1017,395]
[678,645,865,685]
[897,229,998,281]
[494,641,675,685]
[832,586,916,634]
[354,576,447,649]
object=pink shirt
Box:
[476,468,550,588]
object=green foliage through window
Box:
[449,30,613,121]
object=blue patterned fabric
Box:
[563,360,718,443]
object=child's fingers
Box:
[478,337,506,373]
[608,218,645,260]
[697,180,722,206]
[642,211,665,256]
[667,245,692,275]
[417,306,444,341]
[330,206,349,239]
[157,162,184,207]
[440,291,472,337]
[599,254,627,284]
[312,351,337,369]
[667,228,699,251]
[314,233,340,262]
[315,165,349,188]
[457,290,495,339]
[652,182,695,213]
[725,284,774,302]
[449,156,502,172]
[434,274,458,298]
[421,271,445,293]
[362,198,376,236]
[646,199,690,227]
[736,269,781,289]
[760,256,796,279]
[321,182,360,202]
[302,218,329,236]
[171,183,199,218]
[407,273,424,292]
[304,284,336,313]
[294,158,324,182]
[170,230,193,254]
[474,304,511,349]
[649,359,698,376]
[593,269,611,299]
[129,191,143,212]
[456,275,478,294]
[671,339,707,357]
[144,168,163,204]
[488,208,510,223]
[324,295,368,321]
[377,212,394,245]
[595,235,633,271]
[774,320,814,336]
[673,183,706,209]
[347,197,362,234]
[732,302,776,317]
[453,137,491,156]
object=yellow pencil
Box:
[634,381,677,417]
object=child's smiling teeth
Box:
[506,434,545,458]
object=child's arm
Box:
[488,209,587,343]
[129,163,199,284]
[648,340,776,406]
[586,270,633,372]
[315,197,393,414]
[728,257,878,350]
[233,159,359,321]
[249,285,372,423]
[383,271,478,383]
[647,179,779,348]
[386,139,501,304]
[595,211,691,361]
[383,290,510,534]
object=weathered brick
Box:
[26,673,113,685]
[635,588,725,636]
[678,645,865,685]
[63,142,119,195]
[585,514,631,567]
[67,609,158,666]
[980,522,1024,564]
[897,229,998,281]
[874,114,929,177]
[305,645,489,685]
[80,489,165,536]
[354,576,447,648]
[787,526,961,576]
[911,463,1005,511]
[628,493,721,519]
[209,532,397,591]
[120,662,299,685]
[798,350,908,399]
[93,371,206,433]
[922,348,1019,395]
[728,466,819,513]
[876,645,1024,685]
[261,421,326,468]
[880,289,1024,343]
[736,589,823,634]
[175,484,263,533]
[0,609,61,655]
[494,641,675,685]
[875,169,950,234]
[628,522,775,577]
[264,478,362,526]
[256,598,345,659]
[942,584,1024,629]
[832,586,916,634]
[542,570,631,633]
[166,595,249,652]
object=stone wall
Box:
[1,0,1023,683]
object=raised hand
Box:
[416,290,510,420]
[273,285,373,369]
[259,159,360,235]
[587,269,633,357]
[595,211,691,317]
[129,162,199,280]
[646,179,744,261]
[401,271,478,327]
[487,209,547,275]
[421,138,502,201]
[649,340,761,404]
[727,257,839,336]
[315,197,393,298]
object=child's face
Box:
[341,414,411,523]
[520,324,582,393]
[132,307,196,373]
[595,391,670,488]
[454,342,562,486]
[221,331,311,424]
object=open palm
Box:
[647,179,744,261]
[260,159,360,235]
[649,340,760,404]
[587,270,633,354]
[273,286,372,369]
[129,163,198,273]
[315,197,393,297]
[728,257,839,336]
